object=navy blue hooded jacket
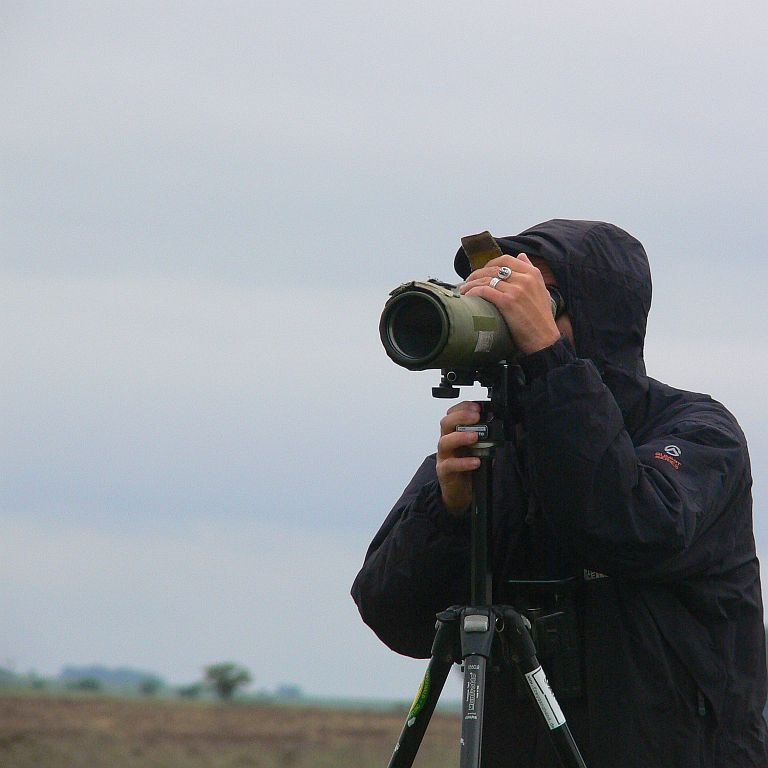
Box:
[352,220,768,767]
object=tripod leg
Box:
[460,653,488,768]
[457,608,497,768]
[502,608,588,768]
[387,612,459,768]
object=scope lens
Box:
[385,294,445,362]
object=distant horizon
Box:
[0,660,460,706]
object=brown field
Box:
[0,694,460,767]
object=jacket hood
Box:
[455,219,652,429]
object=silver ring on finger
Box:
[497,265,512,280]
[489,277,501,289]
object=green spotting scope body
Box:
[379,279,518,371]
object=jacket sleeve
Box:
[518,339,751,581]
[351,456,472,658]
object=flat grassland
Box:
[0,694,459,767]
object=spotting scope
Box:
[379,279,521,371]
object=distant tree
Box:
[68,677,102,692]
[0,667,18,688]
[204,663,252,701]
[138,677,163,696]
[177,683,203,699]
[28,674,47,690]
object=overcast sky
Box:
[2,1,766,701]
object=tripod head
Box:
[432,362,524,438]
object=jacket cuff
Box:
[419,480,472,535]
[518,335,577,383]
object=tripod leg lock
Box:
[500,606,538,671]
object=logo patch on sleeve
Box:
[654,445,682,470]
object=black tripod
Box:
[386,364,588,768]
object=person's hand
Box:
[459,253,560,355]
[436,401,482,516]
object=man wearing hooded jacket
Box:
[351,220,768,767]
